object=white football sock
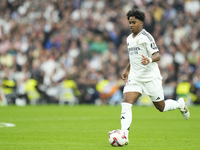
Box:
[121,102,132,141]
[163,99,181,112]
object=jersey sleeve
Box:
[138,33,159,55]
[146,39,159,54]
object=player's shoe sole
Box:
[178,98,190,120]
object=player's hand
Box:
[141,55,150,65]
[122,71,129,83]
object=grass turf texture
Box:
[0,105,200,150]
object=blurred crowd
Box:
[0,0,200,106]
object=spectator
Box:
[0,0,199,105]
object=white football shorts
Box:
[123,78,164,102]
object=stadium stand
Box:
[0,0,199,105]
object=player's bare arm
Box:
[122,63,130,83]
[141,52,160,65]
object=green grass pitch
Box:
[0,105,200,150]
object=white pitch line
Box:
[0,122,15,128]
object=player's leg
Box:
[153,99,180,112]
[145,79,180,112]
[121,91,141,143]
[153,98,190,119]
[145,79,189,119]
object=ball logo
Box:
[108,129,127,146]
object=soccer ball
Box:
[108,129,127,147]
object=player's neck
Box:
[132,28,143,38]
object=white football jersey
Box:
[126,29,162,82]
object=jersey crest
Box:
[136,39,139,44]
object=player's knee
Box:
[122,98,131,103]
[155,105,165,112]
[157,108,164,112]
[122,98,136,104]
[153,100,165,112]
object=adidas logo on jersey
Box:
[156,97,160,100]
[121,116,125,120]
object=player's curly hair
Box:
[126,9,145,22]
